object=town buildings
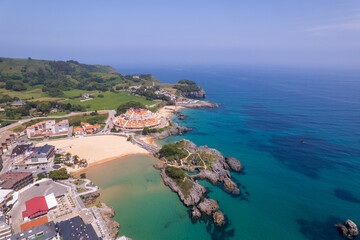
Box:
[73,127,84,136]
[10,221,57,240]
[0,172,33,191]
[11,100,26,107]
[58,216,100,240]
[0,214,11,239]
[26,120,69,139]
[0,189,14,211]
[80,122,100,134]
[11,144,55,165]
[113,108,161,130]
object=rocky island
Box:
[153,139,243,226]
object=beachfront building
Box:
[80,122,101,134]
[27,120,69,139]
[73,127,85,136]
[12,144,55,165]
[113,108,161,130]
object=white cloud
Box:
[307,19,360,32]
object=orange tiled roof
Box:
[20,216,48,232]
[73,127,84,133]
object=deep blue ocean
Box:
[117,65,360,240]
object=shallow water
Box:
[85,66,360,240]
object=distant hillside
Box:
[0,57,159,98]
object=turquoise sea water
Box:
[86,66,360,240]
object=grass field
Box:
[62,91,155,110]
[0,88,46,100]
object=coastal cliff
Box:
[98,203,120,238]
[181,88,206,98]
[178,100,218,109]
[154,139,243,226]
[150,122,192,140]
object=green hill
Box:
[0,57,159,99]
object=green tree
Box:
[73,155,79,164]
[49,168,70,180]
[36,101,52,113]
[37,173,46,180]
[116,101,145,114]
[80,173,86,179]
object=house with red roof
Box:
[81,122,101,135]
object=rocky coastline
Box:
[181,88,206,98]
[98,203,121,239]
[178,100,218,109]
[80,187,122,239]
[153,139,243,227]
[150,122,192,140]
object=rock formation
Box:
[151,123,192,140]
[336,219,359,238]
[98,203,120,238]
[156,139,244,227]
[225,156,243,172]
[213,211,225,226]
[160,169,206,207]
[181,88,206,98]
[180,101,218,109]
[192,206,201,219]
[81,191,100,206]
[191,145,240,195]
[197,198,219,215]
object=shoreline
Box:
[156,105,185,119]
[36,135,150,171]
[70,152,153,173]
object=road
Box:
[0,110,112,134]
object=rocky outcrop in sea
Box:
[154,139,244,227]
[150,122,192,140]
[160,168,206,206]
[181,88,206,98]
[336,219,359,239]
[179,100,218,109]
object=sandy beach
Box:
[156,105,184,118]
[140,136,160,148]
[36,135,150,172]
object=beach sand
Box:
[156,105,184,119]
[36,135,150,172]
[140,136,160,148]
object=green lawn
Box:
[63,89,97,98]
[0,88,46,100]
[62,91,155,110]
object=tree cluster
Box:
[49,168,70,180]
[116,101,146,114]
[135,87,170,101]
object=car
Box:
[35,183,39,186]
[42,168,45,170]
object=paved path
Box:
[91,206,112,240]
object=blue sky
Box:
[0,0,359,68]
